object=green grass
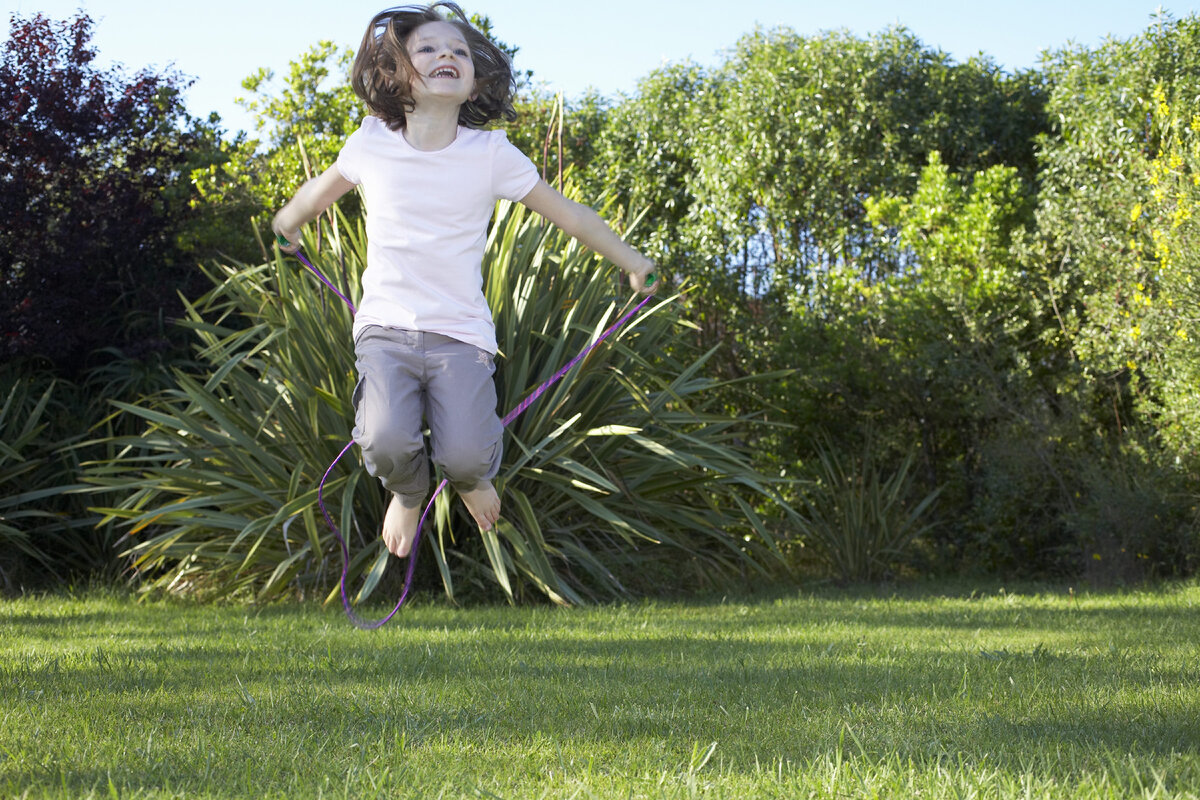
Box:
[2,582,1198,799]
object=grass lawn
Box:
[1,581,1197,799]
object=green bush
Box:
[789,432,940,582]
[1065,439,1200,584]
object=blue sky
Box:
[2,0,1193,136]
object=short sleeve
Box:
[336,118,368,185]
[490,131,540,201]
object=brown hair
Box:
[349,2,517,130]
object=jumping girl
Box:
[272,2,657,559]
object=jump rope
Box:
[278,238,657,629]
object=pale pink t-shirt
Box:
[336,116,540,354]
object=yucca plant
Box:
[86,211,372,601]
[792,432,941,582]
[1,376,57,584]
[87,187,789,604]
[0,373,92,587]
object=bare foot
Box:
[459,481,501,531]
[381,493,423,557]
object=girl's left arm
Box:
[519,179,657,294]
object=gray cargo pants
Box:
[352,325,503,507]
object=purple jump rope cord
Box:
[290,248,656,629]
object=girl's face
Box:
[405,20,477,107]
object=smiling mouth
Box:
[430,66,460,79]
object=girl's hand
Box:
[628,260,659,295]
[271,215,301,254]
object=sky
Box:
[2,0,1194,137]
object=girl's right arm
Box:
[271,165,356,253]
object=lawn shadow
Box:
[4,589,1198,796]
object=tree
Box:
[584,61,709,276]
[585,26,1047,386]
[688,26,1044,300]
[0,11,222,373]
[191,40,362,246]
[1035,12,1200,466]
[1017,13,1200,579]
[1133,79,1200,460]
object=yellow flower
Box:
[1154,84,1170,118]
[1131,203,1144,222]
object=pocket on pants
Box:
[474,348,495,375]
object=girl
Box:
[272,2,657,559]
